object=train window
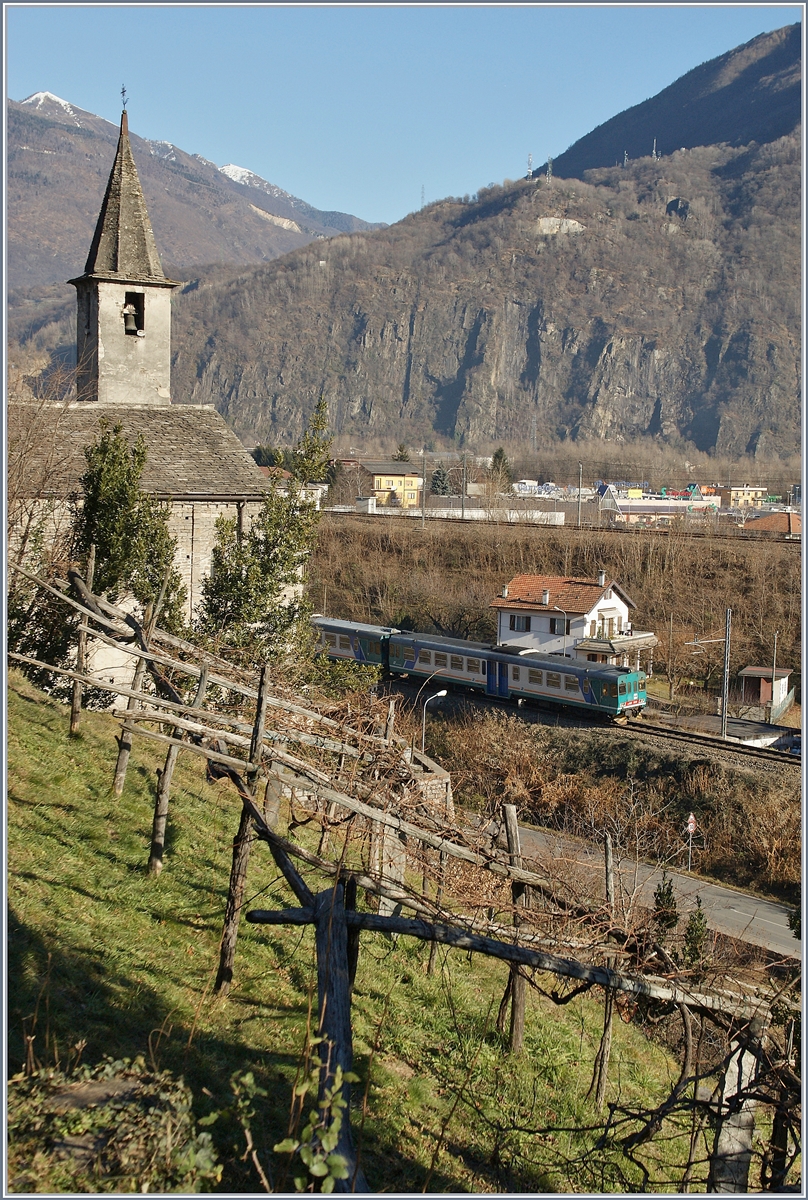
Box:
[373,641,381,656]
[511,666,521,681]
[433,653,447,668]
[564,675,579,692]
[610,683,618,697]
[480,660,487,675]
[466,658,480,673]
[451,655,464,671]
[390,642,401,658]
[339,636,351,650]
[528,669,542,685]
[325,633,337,647]
[546,672,561,689]
[638,673,647,690]
[418,649,431,665]
[618,679,627,694]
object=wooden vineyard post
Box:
[707,1024,764,1193]
[215,664,271,996]
[426,849,447,976]
[148,668,208,874]
[313,885,369,1193]
[69,545,95,735]
[589,832,616,1108]
[503,804,527,1053]
[112,600,154,796]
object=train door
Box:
[486,659,497,695]
[498,661,509,698]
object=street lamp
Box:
[422,690,447,753]
[553,606,568,659]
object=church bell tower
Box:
[69,110,179,405]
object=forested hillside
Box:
[168,132,800,458]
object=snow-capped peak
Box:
[21,91,76,114]
[220,164,296,204]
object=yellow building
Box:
[718,485,767,509]
[360,461,423,508]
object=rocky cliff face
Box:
[171,134,800,459]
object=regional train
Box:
[312,616,647,720]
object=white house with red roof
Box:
[489,572,658,670]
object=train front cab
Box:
[314,618,391,666]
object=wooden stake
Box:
[69,545,95,735]
[112,600,154,796]
[148,668,208,875]
[215,665,270,996]
[313,886,369,1193]
[503,804,526,1053]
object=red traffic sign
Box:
[686,813,697,834]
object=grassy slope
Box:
[9,671,693,1192]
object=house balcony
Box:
[574,630,658,667]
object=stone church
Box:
[13,109,269,622]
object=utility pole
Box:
[577,461,583,528]
[720,607,732,740]
[668,613,674,701]
[461,453,466,520]
[769,630,779,724]
[421,446,426,530]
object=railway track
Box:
[385,679,799,773]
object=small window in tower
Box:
[123,292,145,336]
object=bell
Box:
[123,304,137,333]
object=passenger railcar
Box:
[312,616,646,719]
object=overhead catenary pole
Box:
[769,630,779,724]
[577,461,583,528]
[461,453,466,520]
[668,612,674,701]
[721,607,732,740]
[421,446,426,529]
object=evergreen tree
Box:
[683,896,708,967]
[251,445,284,468]
[74,420,185,627]
[652,872,679,942]
[488,447,513,493]
[392,443,410,462]
[287,397,332,485]
[431,465,450,495]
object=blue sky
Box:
[6,4,802,225]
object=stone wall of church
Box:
[168,499,265,621]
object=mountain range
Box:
[7,90,383,289]
[8,24,802,461]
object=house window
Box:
[407,493,416,500]
[386,479,394,488]
[590,621,597,637]
[509,614,531,632]
[550,617,570,635]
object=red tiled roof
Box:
[258,465,294,480]
[489,573,636,613]
[746,511,801,535]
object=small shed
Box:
[738,666,793,719]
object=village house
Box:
[489,572,658,670]
[718,484,767,509]
[357,462,423,509]
[11,109,271,625]
[737,666,795,723]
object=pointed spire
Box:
[80,110,167,281]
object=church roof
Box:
[72,111,177,286]
[13,403,269,500]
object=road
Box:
[515,823,800,961]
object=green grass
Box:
[8,671,702,1192]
